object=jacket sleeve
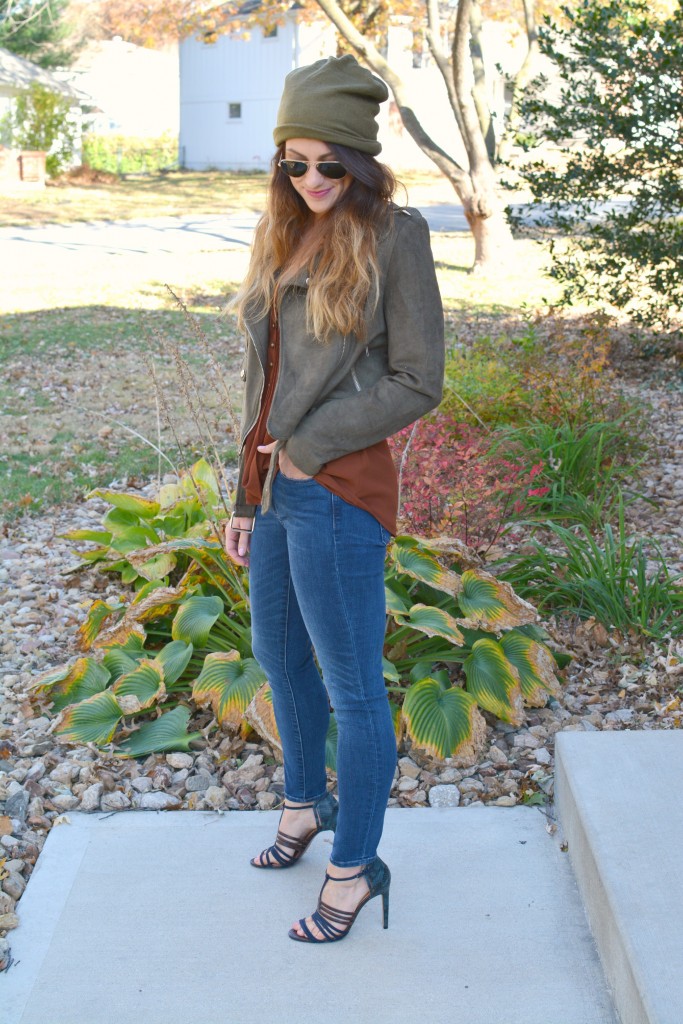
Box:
[285,212,445,477]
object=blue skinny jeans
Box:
[249,471,397,867]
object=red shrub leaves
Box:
[390,414,543,551]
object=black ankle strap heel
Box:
[288,856,391,943]
[250,790,338,869]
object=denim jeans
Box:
[249,471,397,867]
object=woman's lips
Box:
[307,188,332,198]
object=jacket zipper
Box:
[351,366,362,392]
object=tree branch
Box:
[497,0,540,163]
[469,0,496,160]
[314,0,470,192]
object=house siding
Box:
[180,18,335,171]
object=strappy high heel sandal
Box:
[250,790,338,869]
[288,856,391,943]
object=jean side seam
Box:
[330,495,382,866]
[281,571,310,802]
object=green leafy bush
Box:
[514,0,683,326]
[8,82,78,177]
[82,133,178,175]
[30,461,566,764]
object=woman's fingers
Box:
[224,517,254,566]
[278,448,313,481]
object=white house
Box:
[179,8,530,173]
[180,11,335,170]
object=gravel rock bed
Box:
[1,374,681,965]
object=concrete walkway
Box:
[2,805,616,1024]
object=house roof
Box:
[0,46,80,98]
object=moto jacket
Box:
[232,205,445,518]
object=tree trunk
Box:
[314,0,512,272]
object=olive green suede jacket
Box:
[232,205,445,518]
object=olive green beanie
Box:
[273,54,389,156]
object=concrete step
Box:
[555,731,683,1024]
[2,805,617,1024]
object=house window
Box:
[228,103,242,120]
[263,25,278,39]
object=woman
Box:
[225,55,444,944]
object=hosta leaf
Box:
[112,658,166,713]
[421,534,482,570]
[130,585,185,617]
[389,700,404,744]
[88,488,160,518]
[115,706,202,758]
[394,604,465,645]
[94,588,185,649]
[192,651,266,727]
[132,551,177,582]
[101,508,144,537]
[102,629,146,653]
[155,640,194,685]
[402,677,486,760]
[244,683,282,756]
[382,657,400,683]
[172,595,223,646]
[180,458,220,498]
[389,537,461,595]
[110,527,159,555]
[499,633,562,706]
[55,689,123,745]
[132,579,169,603]
[385,583,410,616]
[158,483,183,510]
[59,528,112,544]
[77,598,126,650]
[31,657,110,713]
[457,570,538,631]
[325,714,338,773]
[72,545,112,564]
[463,639,525,725]
[94,621,148,651]
[102,646,142,682]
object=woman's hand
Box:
[225,517,254,567]
[257,440,313,481]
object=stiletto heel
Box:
[288,856,391,943]
[250,790,338,869]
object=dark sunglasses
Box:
[278,158,347,180]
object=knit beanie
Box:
[273,54,388,156]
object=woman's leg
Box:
[249,500,330,805]
[273,474,397,868]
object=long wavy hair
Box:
[233,142,399,343]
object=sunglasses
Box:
[278,158,348,180]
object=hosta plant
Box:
[31,469,566,766]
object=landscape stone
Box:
[138,791,182,810]
[100,792,131,812]
[79,783,104,812]
[428,784,461,808]
[165,753,193,770]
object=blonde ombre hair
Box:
[233,143,398,343]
